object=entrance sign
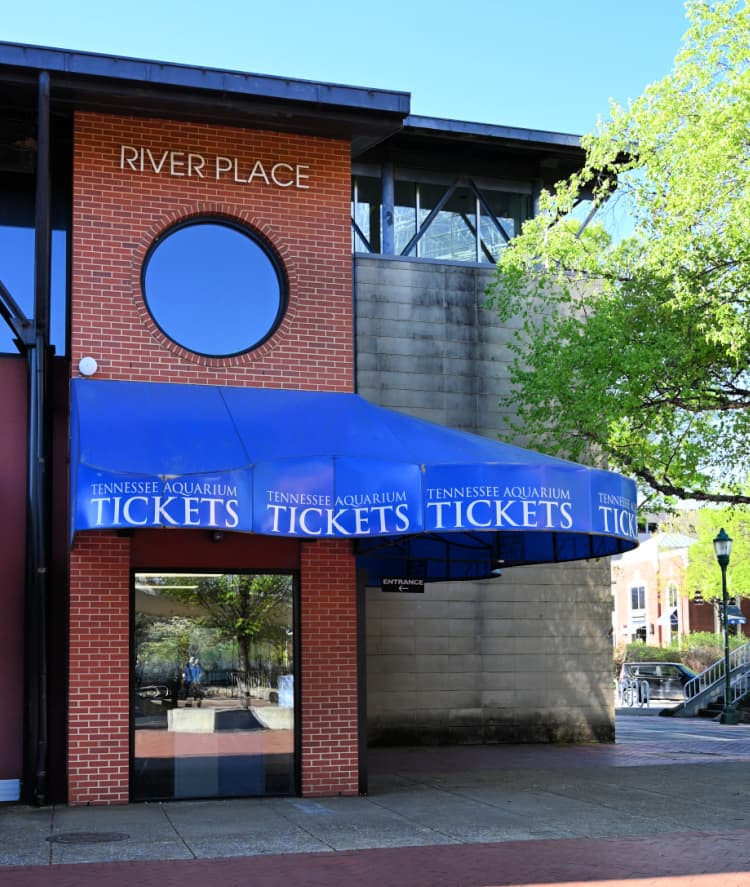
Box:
[381,578,425,593]
[70,380,639,580]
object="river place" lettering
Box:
[119,145,311,189]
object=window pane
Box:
[668,585,678,608]
[352,175,381,253]
[133,572,296,800]
[630,586,645,610]
[394,181,417,255]
[0,225,67,355]
[143,221,285,357]
[479,189,532,263]
[417,183,477,262]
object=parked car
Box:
[619,661,696,700]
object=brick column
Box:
[68,533,131,804]
[299,540,359,796]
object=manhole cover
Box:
[47,832,130,845]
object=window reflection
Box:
[394,181,417,256]
[352,175,381,252]
[0,225,67,354]
[418,183,477,262]
[142,221,286,357]
[352,173,532,263]
[479,190,531,263]
[133,572,296,800]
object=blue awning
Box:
[70,379,638,583]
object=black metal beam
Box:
[0,279,33,351]
[24,69,51,807]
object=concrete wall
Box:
[355,254,615,744]
[355,255,515,439]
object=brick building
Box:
[611,531,750,648]
[0,43,637,806]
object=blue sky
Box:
[2,0,690,136]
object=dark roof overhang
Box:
[0,42,411,155]
[355,113,586,187]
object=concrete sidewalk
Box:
[3,712,750,885]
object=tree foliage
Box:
[683,509,750,601]
[161,574,292,673]
[487,0,750,507]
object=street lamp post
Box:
[713,528,738,725]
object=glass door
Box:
[132,571,296,800]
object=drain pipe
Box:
[24,70,52,807]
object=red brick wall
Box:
[0,358,27,784]
[300,541,358,796]
[68,533,130,804]
[71,112,353,389]
[68,112,358,803]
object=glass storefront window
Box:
[133,571,296,801]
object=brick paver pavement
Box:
[3,712,750,886]
[3,830,750,887]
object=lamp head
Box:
[713,528,732,567]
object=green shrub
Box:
[678,631,746,674]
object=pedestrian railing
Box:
[679,641,750,715]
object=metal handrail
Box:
[732,671,750,705]
[683,641,750,702]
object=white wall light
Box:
[78,356,98,377]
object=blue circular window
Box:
[142,220,287,357]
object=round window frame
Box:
[141,217,289,359]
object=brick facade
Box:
[68,112,358,803]
[71,112,353,389]
[68,533,130,804]
[300,541,359,796]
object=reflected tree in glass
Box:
[161,574,292,687]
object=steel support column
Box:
[24,69,52,806]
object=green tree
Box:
[684,510,750,603]
[163,574,292,675]
[487,0,750,507]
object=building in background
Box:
[612,530,749,649]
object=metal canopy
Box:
[70,379,638,584]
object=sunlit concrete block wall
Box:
[355,256,514,438]
[355,255,615,744]
[366,561,614,744]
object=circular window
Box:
[142,220,287,357]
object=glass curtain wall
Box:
[132,571,296,801]
[352,173,531,263]
[0,175,67,355]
